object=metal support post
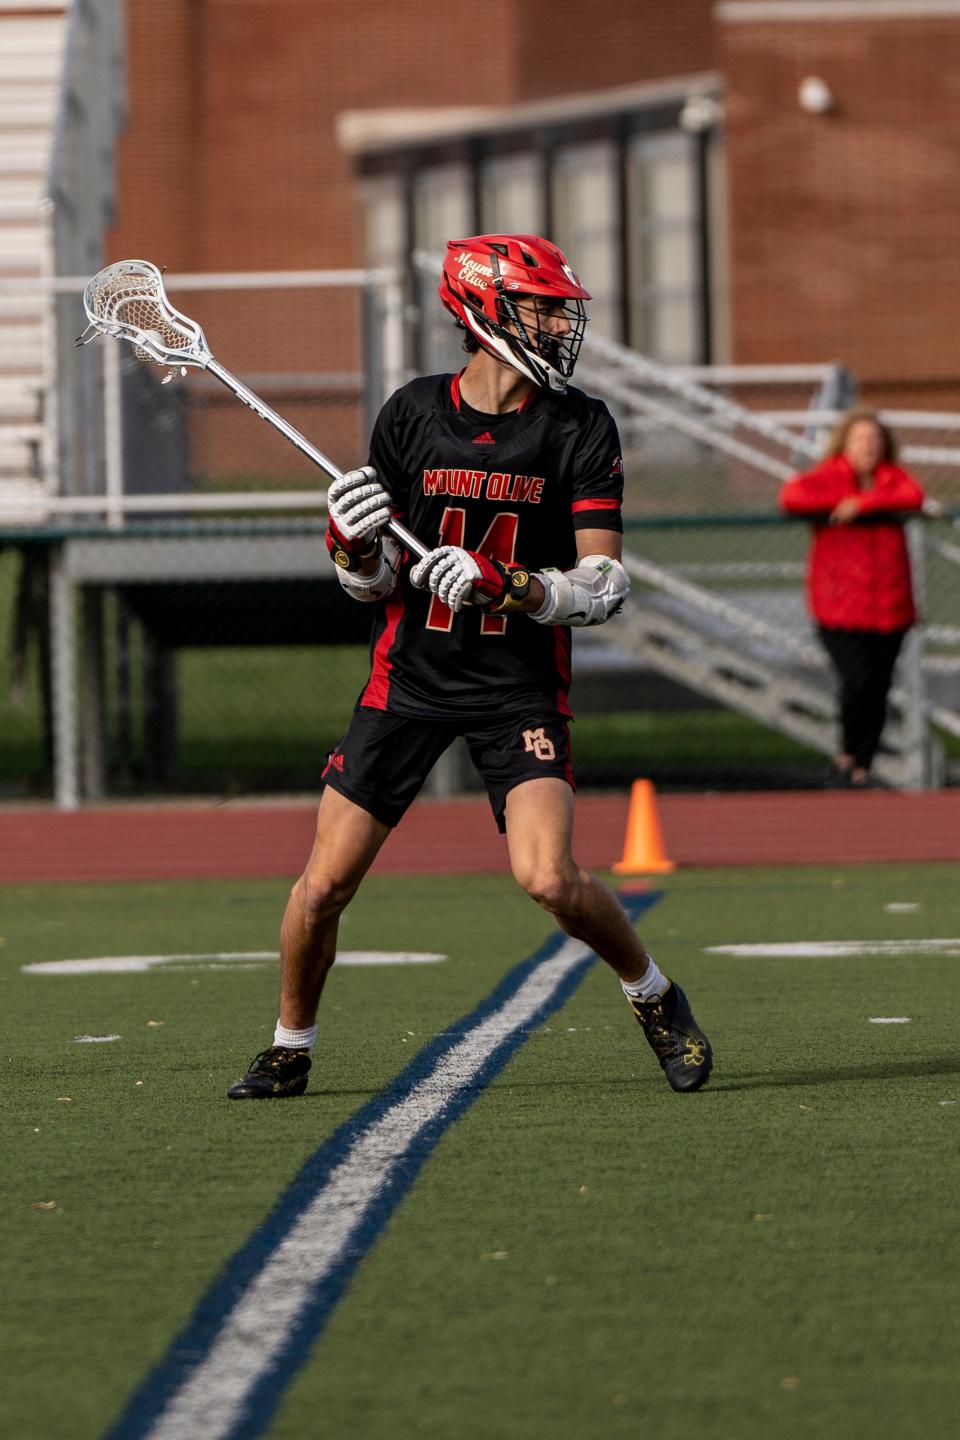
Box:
[424,737,470,800]
[49,544,80,810]
[379,269,407,404]
[103,338,124,528]
[361,278,382,444]
[114,593,133,790]
[80,586,107,798]
[900,520,929,790]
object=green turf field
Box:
[4,862,960,1439]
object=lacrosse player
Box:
[229,235,712,1099]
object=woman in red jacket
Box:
[780,409,925,787]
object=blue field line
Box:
[104,890,661,1440]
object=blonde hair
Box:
[824,407,898,465]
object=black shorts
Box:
[321,705,575,832]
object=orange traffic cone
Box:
[612,779,676,875]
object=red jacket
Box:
[779,455,924,631]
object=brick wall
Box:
[721,12,960,390]
[108,0,202,270]
[109,0,715,272]
[515,0,715,99]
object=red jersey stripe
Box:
[361,590,405,710]
[554,628,573,718]
[562,720,576,790]
[452,369,539,415]
[572,498,620,513]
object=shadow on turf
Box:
[711,1054,960,1092]
[227,1055,960,1101]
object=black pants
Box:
[818,627,906,770]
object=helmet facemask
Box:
[457,287,587,392]
[494,288,587,391]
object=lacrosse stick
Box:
[76,259,429,560]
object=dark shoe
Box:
[824,763,851,789]
[227,1045,311,1099]
[628,982,713,1092]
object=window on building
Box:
[551,140,619,341]
[627,133,700,364]
[412,164,473,373]
[480,151,543,235]
[362,176,407,270]
[707,130,730,365]
[356,96,722,376]
[412,163,471,254]
[361,177,409,402]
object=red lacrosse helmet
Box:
[438,234,591,392]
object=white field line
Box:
[706,939,960,958]
[23,950,446,975]
[143,936,589,1440]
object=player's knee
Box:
[295,871,356,929]
[515,861,578,916]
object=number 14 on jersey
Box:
[425,507,519,634]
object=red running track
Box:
[1,790,959,884]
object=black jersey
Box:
[358,371,623,721]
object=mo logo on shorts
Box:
[522,727,556,761]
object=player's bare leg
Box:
[504,777,712,1092]
[279,787,392,1026]
[228,787,390,1098]
[504,777,649,979]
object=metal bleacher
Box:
[575,335,954,790]
[0,1,66,520]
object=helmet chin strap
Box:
[462,304,566,392]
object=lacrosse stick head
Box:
[77,259,211,373]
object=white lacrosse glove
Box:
[326,466,392,549]
[410,546,485,613]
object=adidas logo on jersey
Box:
[472,430,495,446]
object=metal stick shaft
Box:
[204,357,428,559]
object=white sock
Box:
[274,1021,317,1051]
[620,957,669,1003]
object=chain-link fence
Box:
[1,528,368,801]
[0,268,406,804]
[3,268,960,804]
[5,523,953,804]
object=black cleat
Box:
[628,981,712,1092]
[227,1045,312,1100]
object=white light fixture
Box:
[679,95,721,134]
[798,76,834,115]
